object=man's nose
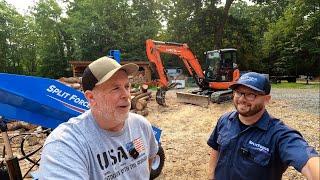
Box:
[120,87,130,98]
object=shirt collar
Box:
[252,110,271,131]
[230,110,271,131]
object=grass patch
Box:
[271,82,319,89]
[148,86,158,91]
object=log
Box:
[7,121,38,131]
[131,91,143,97]
[133,91,152,100]
[59,77,81,83]
[131,92,152,109]
[135,100,147,111]
[130,88,140,93]
[135,109,149,116]
[140,96,150,101]
[70,83,81,89]
[140,84,149,93]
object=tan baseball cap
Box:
[82,56,139,91]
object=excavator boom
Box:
[146,39,208,106]
[146,39,205,87]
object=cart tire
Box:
[150,145,165,179]
[0,165,9,180]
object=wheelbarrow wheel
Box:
[150,145,165,179]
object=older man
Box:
[38,57,158,179]
[207,72,319,180]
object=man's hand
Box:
[301,157,320,180]
[148,156,155,172]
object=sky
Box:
[5,0,38,14]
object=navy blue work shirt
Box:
[207,110,318,180]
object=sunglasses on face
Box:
[233,90,265,101]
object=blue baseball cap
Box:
[230,72,271,94]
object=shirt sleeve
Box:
[207,120,220,150]
[277,125,319,172]
[38,140,89,180]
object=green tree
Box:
[226,1,290,72]
[65,0,161,61]
[214,0,289,49]
[263,0,320,76]
[0,1,27,74]
[33,0,68,78]
[123,0,161,60]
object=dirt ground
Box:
[1,87,319,179]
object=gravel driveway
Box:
[271,88,319,115]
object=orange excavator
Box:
[146,39,240,107]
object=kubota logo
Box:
[240,76,257,82]
[165,48,180,53]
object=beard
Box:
[95,103,130,128]
[234,101,264,117]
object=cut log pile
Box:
[58,77,82,90]
[6,121,38,131]
[130,84,152,116]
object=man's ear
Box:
[84,90,96,106]
[264,94,271,104]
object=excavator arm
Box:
[146,39,207,88]
[146,39,208,105]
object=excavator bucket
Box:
[176,92,210,107]
[155,83,180,106]
[156,88,167,106]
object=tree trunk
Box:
[213,0,234,50]
[134,109,149,116]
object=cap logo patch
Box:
[240,76,257,82]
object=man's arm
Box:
[301,157,320,180]
[208,148,219,180]
[148,156,155,171]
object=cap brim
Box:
[96,63,139,85]
[229,83,264,93]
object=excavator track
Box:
[210,89,233,103]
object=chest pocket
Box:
[246,147,271,166]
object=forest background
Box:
[0,0,319,79]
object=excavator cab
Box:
[204,48,237,82]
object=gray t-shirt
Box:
[38,110,158,180]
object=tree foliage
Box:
[0,1,27,74]
[263,0,320,76]
[65,0,161,61]
[0,0,319,78]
